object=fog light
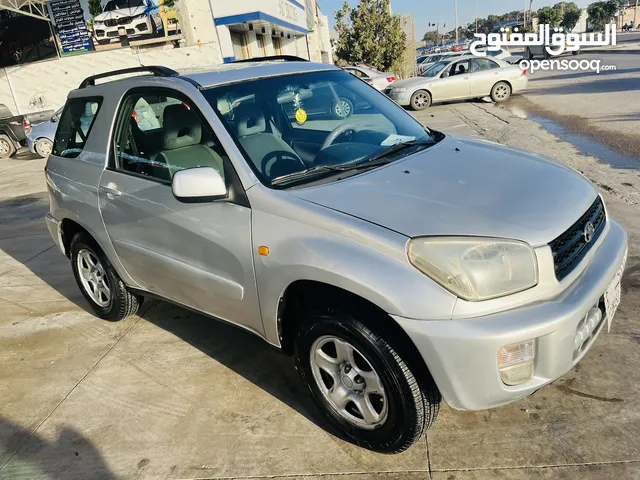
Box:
[498,340,536,386]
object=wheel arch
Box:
[277,279,436,390]
[60,218,92,258]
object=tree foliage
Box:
[88,0,102,18]
[537,6,563,27]
[334,0,407,71]
[422,30,440,45]
[587,0,619,31]
[559,2,583,31]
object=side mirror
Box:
[172,167,227,202]
[51,115,59,123]
[441,72,450,78]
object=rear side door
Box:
[432,60,471,101]
[97,88,263,334]
[469,58,502,97]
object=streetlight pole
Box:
[455,0,459,43]
[475,0,478,33]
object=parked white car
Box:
[417,52,465,74]
[386,55,528,110]
[344,65,396,91]
[92,0,160,45]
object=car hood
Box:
[295,136,598,246]
[96,6,146,20]
[391,76,438,89]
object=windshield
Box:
[103,0,144,11]
[203,70,440,188]
[423,61,449,77]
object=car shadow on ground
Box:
[0,192,337,440]
[0,417,118,479]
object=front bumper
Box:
[384,89,411,106]
[94,19,152,40]
[25,134,37,154]
[395,219,628,411]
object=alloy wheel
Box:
[310,335,388,430]
[77,249,111,307]
[334,99,352,118]
[36,139,53,157]
[0,138,10,156]
[494,85,509,100]
[9,42,22,62]
[414,92,429,108]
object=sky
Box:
[319,0,593,39]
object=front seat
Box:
[156,103,224,180]
[234,103,304,180]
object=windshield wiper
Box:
[271,161,390,186]
[365,140,435,163]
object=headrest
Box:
[235,103,266,137]
[162,103,202,150]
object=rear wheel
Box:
[70,233,142,321]
[295,306,440,453]
[34,138,53,158]
[410,90,431,110]
[525,47,533,60]
[332,97,354,119]
[491,81,512,103]
[0,135,16,159]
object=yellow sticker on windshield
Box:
[295,108,308,125]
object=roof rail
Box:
[232,55,309,64]
[78,66,179,89]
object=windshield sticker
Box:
[295,108,308,125]
[381,134,416,146]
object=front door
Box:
[433,60,471,102]
[98,88,263,334]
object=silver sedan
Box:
[386,55,528,110]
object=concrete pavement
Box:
[1,102,640,479]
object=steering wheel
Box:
[320,124,358,151]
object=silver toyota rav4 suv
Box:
[45,60,628,453]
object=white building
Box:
[0,0,332,115]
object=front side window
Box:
[203,70,441,188]
[113,91,227,183]
[423,61,449,77]
[52,97,102,159]
[471,58,499,72]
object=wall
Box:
[2,42,222,115]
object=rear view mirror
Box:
[172,167,227,202]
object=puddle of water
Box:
[508,106,639,170]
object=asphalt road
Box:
[510,48,640,160]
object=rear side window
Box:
[52,97,102,158]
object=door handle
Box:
[463,77,470,80]
[100,182,122,197]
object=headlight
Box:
[392,87,407,92]
[407,237,538,301]
[94,20,103,25]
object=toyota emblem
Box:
[584,222,595,243]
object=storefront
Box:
[211,0,311,62]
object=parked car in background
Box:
[92,0,161,45]
[525,43,580,59]
[26,108,63,158]
[417,52,465,74]
[0,103,55,158]
[344,65,396,91]
[45,62,627,455]
[0,13,54,67]
[386,55,528,110]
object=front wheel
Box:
[491,81,512,103]
[410,90,431,110]
[295,307,440,453]
[70,233,142,321]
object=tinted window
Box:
[52,97,102,159]
[113,91,227,183]
[471,58,500,72]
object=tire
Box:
[332,97,354,119]
[491,81,512,103]
[410,90,431,110]
[34,138,53,158]
[0,135,16,159]
[572,50,580,56]
[295,306,440,453]
[525,48,533,60]
[8,41,22,63]
[70,233,142,321]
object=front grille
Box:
[104,16,131,27]
[550,196,606,281]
